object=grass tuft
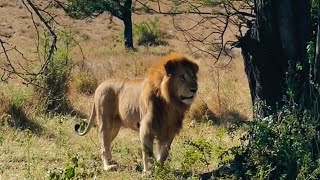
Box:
[73,70,98,95]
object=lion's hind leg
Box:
[98,109,121,171]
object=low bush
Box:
[181,138,214,173]
[0,89,41,133]
[134,18,167,46]
[218,104,320,179]
[47,154,96,179]
[187,99,212,122]
[74,70,98,95]
[35,28,74,114]
[153,160,177,180]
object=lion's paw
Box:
[104,164,118,171]
[142,170,152,178]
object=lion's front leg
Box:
[157,137,174,164]
[157,143,170,164]
[139,124,154,172]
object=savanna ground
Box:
[0,1,252,179]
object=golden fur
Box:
[75,52,199,172]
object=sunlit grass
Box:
[0,114,245,179]
[0,0,251,178]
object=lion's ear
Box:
[192,63,199,74]
[164,60,176,75]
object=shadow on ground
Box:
[1,104,43,135]
[200,108,249,133]
[170,168,234,180]
[198,163,242,180]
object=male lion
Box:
[75,52,199,172]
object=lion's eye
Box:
[180,75,186,81]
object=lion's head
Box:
[145,52,199,106]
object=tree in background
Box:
[150,0,320,178]
[160,0,316,115]
[236,0,313,116]
[228,1,320,178]
[64,0,133,49]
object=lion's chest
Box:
[152,106,185,140]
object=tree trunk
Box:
[238,0,311,116]
[310,0,320,122]
[123,13,133,49]
[315,0,320,83]
[123,0,133,49]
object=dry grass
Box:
[0,0,252,179]
[0,114,243,179]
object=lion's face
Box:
[165,59,199,105]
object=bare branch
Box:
[135,0,255,18]
[0,0,58,86]
[168,0,254,62]
[24,0,57,75]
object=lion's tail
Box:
[75,104,96,136]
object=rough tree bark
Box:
[122,0,133,49]
[315,0,320,83]
[236,0,311,116]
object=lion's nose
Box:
[190,88,197,93]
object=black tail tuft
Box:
[75,124,81,133]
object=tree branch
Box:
[168,0,254,62]
[24,0,57,75]
[0,0,58,86]
[135,0,255,18]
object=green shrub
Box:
[47,154,96,179]
[134,18,166,46]
[153,161,176,180]
[0,88,29,117]
[181,138,214,173]
[152,159,199,180]
[6,89,30,127]
[35,28,74,114]
[0,89,41,133]
[220,104,320,179]
[74,70,98,95]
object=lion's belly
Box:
[117,82,143,132]
[118,105,141,131]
